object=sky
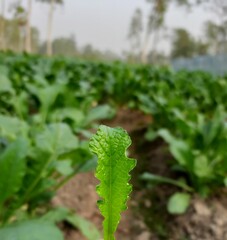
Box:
[12,0,214,55]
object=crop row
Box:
[0,52,227,238]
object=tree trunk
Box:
[47,0,55,56]
[141,31,151,64]
[151,29,160,64]
[25,0,32,53]
[0,0,5,50]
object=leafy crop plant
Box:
[89,125,136,240]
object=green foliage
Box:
[0,115,29,140]
[41,208,101,240]
[0,53,119,238]
[35,123,79,154]
[1,53,227,192]
[66,214,101,240]
[140,173,192,192]
[52,36,77,56]
[171,28,209,58]
[157,106,227,193]
[167,193,191,214]
[0,220,64,240]
[0,138,28,205]
[0,115,95,222]
[89,125,136,240]
[1,51,227,226]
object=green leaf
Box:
[41,207,70,223]
[10,92,29,117]
[35,123,78,155]
[85,105,115,125]
[59,145,97,173]
[0,220,63,240]
[66,214,101,240]
[77,157,97,173]
[29,84,64,121]
[144,128,158,141]
[0,115,28,140]
[55,160,74,176]
[194,155,212,178]
[0,138,28,204]
[167,192,191,215]
[158,129,193,167]
[50,108,85,125]
[38,84,64,111]
[41,207,101,240]
[89,125,136,240]
[224,177,227,187]
[201,106,224,146]
[0,74,14,93]
[140,172,193,192]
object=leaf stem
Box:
[23,153,56,201]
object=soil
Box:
[53,108,227,240]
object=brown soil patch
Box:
[171,191,227,240]
[102,107,153,132]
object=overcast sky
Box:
[17,0,213,54]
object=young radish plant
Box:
[89,125,136,240]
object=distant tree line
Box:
[0,0,119,61]
[127,0,227,64]
[0,0,227,64]
[0,0,63,55]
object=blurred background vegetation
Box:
[0,0,227,67]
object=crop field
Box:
[1,52,227,240]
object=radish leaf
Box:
[89,125,136,240]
